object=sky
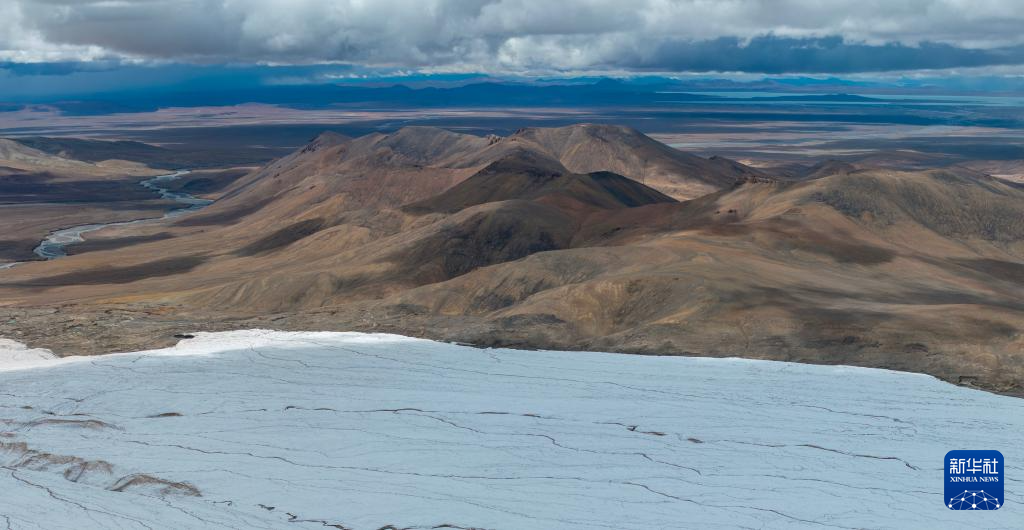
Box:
[2,0,1024,100]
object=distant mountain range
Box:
[2,80,859,114]
[0,76,1017,127]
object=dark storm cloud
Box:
[628,36,1024,74]
[0,60,122,75]
[3,0,1024,74]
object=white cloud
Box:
[1,0,1023,73]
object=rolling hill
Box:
[0,125,1021,396]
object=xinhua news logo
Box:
[945,450,1003,511]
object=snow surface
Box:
[0,339,56,371]
[0,330,1021,529]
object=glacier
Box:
[0,329,1021,529]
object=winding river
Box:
[1,170,209,269]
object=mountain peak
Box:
[300,131,351,154]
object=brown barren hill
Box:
[507,124,765,199]
[0,126,1022,397]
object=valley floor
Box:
[0,331,1021,529]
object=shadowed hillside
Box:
[0,126,1021,396]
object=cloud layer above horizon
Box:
[3,0,1024,75]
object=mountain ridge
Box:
[0,124,1021,396]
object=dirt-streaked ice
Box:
[0,330,1020,529]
